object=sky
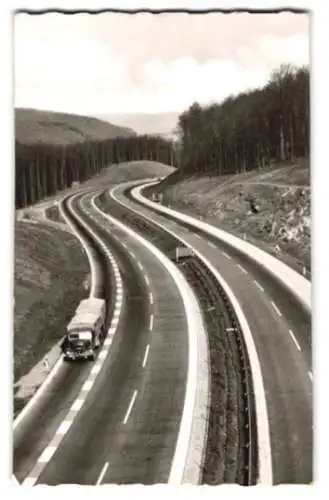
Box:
[14,11,309,122]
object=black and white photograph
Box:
[11,2,312,489]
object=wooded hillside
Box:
[15,109,177,209]
[176,64,309,176]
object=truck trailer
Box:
[61,298,106,361]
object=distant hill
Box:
[96,112,179,138]
[15,108,136,146]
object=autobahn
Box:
[14,178,312,485]
[14,191,203,485]
[106,180,312,484]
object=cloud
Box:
[14,12,309,115]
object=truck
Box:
[61,298,106,361]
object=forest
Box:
[176,64,309,175]
[15,134,177,209]
[15,63,309,209]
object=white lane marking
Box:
[254,280,265,292]
[38,446,57,463]
[195,234,202,239]
[56,420,73,435]
[149,314,154,331]
[221,251,231,260]
[208,241,217,249]
[122,242,127,249]
[91,363,103,374]
[271,301,282,317]
[142,345,150,368]
[289,329,301,351]
[98,350,108,360]
[308,371,313,381]
[22,477,38,487]
[145,275,150,286]
[129,250,136,259]
[137,261,143,271]
[238,264,248,274]
[71,399,84,412]
[103,338,113,347]
[82,380,94,391]
[149,292,154,305]
[123,390,138,425]
[96,462,109,486]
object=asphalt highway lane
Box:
[34,192,189,484]
[114,183,312,484]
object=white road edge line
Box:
[96,462,109,485]
[254,280,265,292]
[271,301,282,317]
[123,390,138,424]
[308,371,313,381]
[130,182,273,485]
[142,345,150,368]
[289,329,301,351]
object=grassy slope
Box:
[16,108,135,145]
[152,158,310,274]
[14,161,175,395]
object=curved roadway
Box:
[14,191,190,485]
[109,181,312,484]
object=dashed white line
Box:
[289,329,301,351]
[91,363,103,374]
[221,251,231,260]
[71,399,84,412]
[129,250,136,260]
[254,280,265,292]
[122,242,127,249]
[96,462,109,485]
[137,261,143,271]
[271,301,282,317]
[195,234,202,239]
[82,380,94,392]
[142,344,150,368]
[149,292,154,305]
[237,264,248,274]
[38,445,57,463]
[145,275,150,286]
[123,390,138,424]
[56,420,73,435]
[149,314,154,331]
[308,371,313,382]
[208,241,217,249]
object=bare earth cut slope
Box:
[152,158,310,275]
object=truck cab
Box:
[63,330,96,361]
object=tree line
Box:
[15,135,178,209]
[176,64,309,176]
